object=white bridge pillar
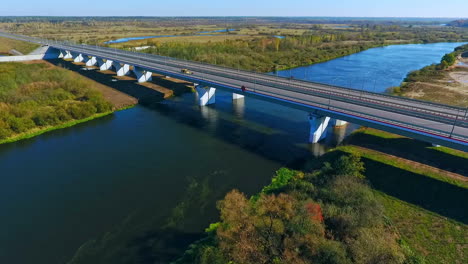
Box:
[232,93,245,100]
[73,53,84,63]
[309,113,331,143]
[97,58,113,71]
[85,56,97,66]
[334,119,348,127]
[113,62,130,76]
[133,66,152,83]
[60,50,72,59]
[195,84,216,106]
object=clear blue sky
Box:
[2,0,467,18]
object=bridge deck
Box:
[1,32,467,151]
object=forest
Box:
[0,62,112,142]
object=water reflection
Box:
[232,97,245,119]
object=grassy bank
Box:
[0,111,113,145]
[391,44,468,106]
[311,128,468,263]
[0,36,39,55]
[0,61,123,144]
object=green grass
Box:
[307,127,468,263]
[0,36,39,54]
[343,128,468,177]
[376,192,467,264]
[337,145,468,189]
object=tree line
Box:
[136,26,468,72]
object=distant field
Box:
[0,37,39,55]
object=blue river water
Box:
[0,42,465,264]
[275,42,467,93]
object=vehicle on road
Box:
[181,68,193,74]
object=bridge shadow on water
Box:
[47,59,191,105]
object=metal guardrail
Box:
[55,42,468,129]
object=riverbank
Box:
[0,60,137,145]
[0,111,115,145]
[313,128,467,263]
[392,44,468,107]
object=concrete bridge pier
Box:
[61,50,72,59]
[85,56,97,66]
[309,113,331,143]
[133,66,152,83]
[58,50,66,59]
[334,119,348,127]
[73,53,84,63]
[195,85,216,106]
[232,93,245,100]
[113,62,130,76]
[97,58,113,71]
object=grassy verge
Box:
[0,36,39,55]
[376,193,467,264]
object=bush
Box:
[0,62,112,139]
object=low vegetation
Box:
[391,44,468,106]
[448,19,468,28]
[0,36,39,55]
[175,154,425,264]
[142,37,382,72]
[0,62,113,143]
[135,25,468,72]
[326,128,467,264]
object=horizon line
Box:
[0,15,466,19]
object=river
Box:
[0,42,464,264]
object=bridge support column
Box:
[195,85,216,106]
[73,53,84,63]
[309,113,330,143]
[232,93,245,100]
[62,50,72,59]
[58,50,66,59]
[97,58,113,71]
[133,66,152,83]
[333,119,348,127]
[85,56,97,66]
[113,62,130,76]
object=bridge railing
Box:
[3,31,466,112]
[45,39,468,130]
[2,32,467,137]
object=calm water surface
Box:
[0,42,464,264]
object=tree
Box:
[216,190,327,264]
[441,53,456,67]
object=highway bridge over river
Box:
[1,32,467,152]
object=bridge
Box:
[1,32,467,152]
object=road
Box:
[1,32,467,151]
